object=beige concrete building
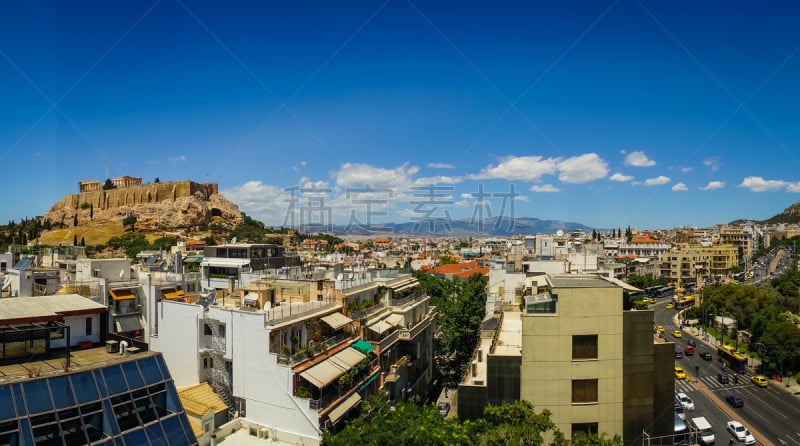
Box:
[661,244,738,285]
[519,275,673,443]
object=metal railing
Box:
[276,332,352,366]
[390,292,426,308]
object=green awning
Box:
[350,338,375,355]
[183,257,203,263]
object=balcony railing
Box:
[276,332,352,366]
[351,302,387,320]
[390,292,426,308]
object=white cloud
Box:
[334,163,418,189]
[643,176,670,186]
[169,155,186,162]
[427,162,455,169]
[739,176,789,192]
[703,157,721,172]
[292,161,307,172]
[788,183,800,193]
[470,155,558,181]
[514,195,529,202]
[609,172,634,182]
[221,181,291,223]
[672,182,688,191]
[415,175,461,185]
[624,151,655,167]
[680,167,693,173]
[557,153,608,184]
[530,184,560,193]
[700,181,724,191]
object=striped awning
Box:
[328,392,361,425]
[299,348,366,389]
[321,312,352,330]
[367,320,392,335]
[386,314,404,327]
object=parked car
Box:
[676,392,694,411]
[699,351,713,361]
[656,325,665,333]
[751,375,768,387]
[717,373,729,384]
[725,393,744,408]
[674,403,686,421]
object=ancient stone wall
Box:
[48,181,219,212]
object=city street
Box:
[653,299,800,445]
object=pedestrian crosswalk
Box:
[675,373,752,393]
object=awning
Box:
[201,258,251,267]
[328,348,365,370]
[161,288,185,300]
[110,288,136,301]
[328,392,361,425]
[393,281,418,294]
[321,312,353,330]
[183,257,203,263]
[115,315,143,333]
[367,320,392,335]
[386,314,404,327]
[299,348,366,389]
[350,339,375,355]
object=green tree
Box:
[107,233,149,258]
[122,215,137,231]
[627,274,658,290]
[102,178,116,190]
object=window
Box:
[572,422,598,437]
[85,318,92,336]
[571,379,598,404]
[572,335,598,360]
[525,294,557,314]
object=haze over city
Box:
[2,1,800,229]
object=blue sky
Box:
[2,1,800,232]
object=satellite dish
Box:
[336,273,343,281]
[231,237,237,244]
[556,230,564,237]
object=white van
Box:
[690,416,715,445]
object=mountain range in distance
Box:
[296,216,595,237]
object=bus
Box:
[674,295,695,310]
[644,286,661,298]
[655,286,675,299]
[717,345,747,373]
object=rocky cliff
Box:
[44,180,243,229]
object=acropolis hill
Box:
[43,178,243,230]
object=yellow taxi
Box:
[666,303,674,310]
[751,375,768,387]
[674,366,687,380]
[656,325,665,333]
[672,330,682,338]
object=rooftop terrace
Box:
[0,345,156,385]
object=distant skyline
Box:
[2,2,800,232]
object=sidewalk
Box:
[674,310,800,399]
